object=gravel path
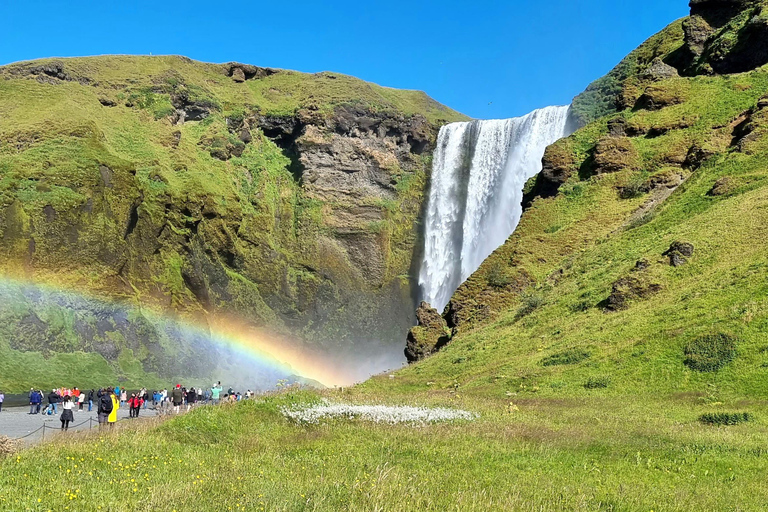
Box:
[0,405,159,443]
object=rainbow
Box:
[0,274,365,388]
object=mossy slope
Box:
[387,0,768,402]
[0,55,466,390]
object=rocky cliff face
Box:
[0,56,466,389]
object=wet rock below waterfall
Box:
[405,302,451,363]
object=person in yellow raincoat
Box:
[108,389,119,427]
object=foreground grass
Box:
[1,390,767,511]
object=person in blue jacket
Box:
[29,388,42,414]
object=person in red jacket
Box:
[128,393,144,418]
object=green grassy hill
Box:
[396,0,768,403]
[0,55,466,391]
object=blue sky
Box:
[0,1,689,119]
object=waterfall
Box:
[419,105,573,312]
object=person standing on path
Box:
[29,388,42,414]
[88,389,94,412]
[60,396,74,431]
[186,387,197,411]
[47,390,60,414]
[0,391,4,412]
[128,394,140,418]
[135,393,144,417]
[211,383,222,405]
[97,388,113,428]
[171,385,184,414]
[120,389,127,407]
[108,389,119,428]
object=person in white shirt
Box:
[60,396,75,431]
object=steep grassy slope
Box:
[395,0,768,402]
[0,56,466,391]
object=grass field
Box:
[1,389,766,511]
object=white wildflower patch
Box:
[282,402,477,425]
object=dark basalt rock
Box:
[523,142,578,205]
[689,0,760,26]
[633,259,651,272]
[675,0,768,75]
[607,118,628,138]
[170,90,217,123]
[405,301,451,362]
[224,63,278,82]
[663,241,695,266]
[683,144,714,170]
[708,176,734,196]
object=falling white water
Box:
[419,106,573,312]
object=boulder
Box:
[224,63,278,81]
[633,259,650,272]
[663,241,695,266]
[641,58,680,81]
[231,67,246,83]
[684,143,716,169]
[405,302,451,362]
[607,117,628,137]
[708,176,734,196]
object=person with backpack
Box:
[171,385,184,414]
[60,395,74,431]
[48,389,60,414]
[97,388,113,427]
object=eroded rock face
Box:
[254,105,435,287]
[679,0,768,75]
[689,0,759,24]
[523,140,578,205]
[405,302,451,362]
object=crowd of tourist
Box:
[0,381,259,432]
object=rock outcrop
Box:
[663,241,695,267]
[405,302,451,362]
